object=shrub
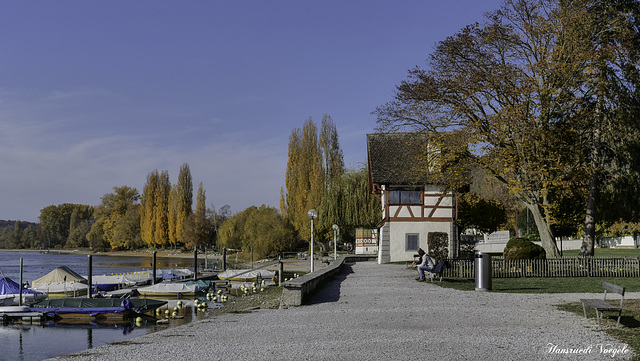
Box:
[428,232,449,261]
[503,237,546,260]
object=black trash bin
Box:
[474,251,492,291]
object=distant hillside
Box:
[0,220,38,230]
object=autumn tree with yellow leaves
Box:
[376,0,640,258]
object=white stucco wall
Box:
[387,221,453,262]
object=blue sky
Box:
[0,1,504,222]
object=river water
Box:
[0,250,219,361]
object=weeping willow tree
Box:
[335,167,381,228]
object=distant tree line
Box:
[0,220,39,249]
[1,116,382,259]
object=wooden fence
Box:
[443,257,640,278]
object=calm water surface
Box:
[0,250,218,361]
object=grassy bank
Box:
[558,300,640,360]
[563,248,640,258]
[433,276,640,360]
[435,277,640,293]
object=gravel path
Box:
[48,261,635,361]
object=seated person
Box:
[411,248,435,282]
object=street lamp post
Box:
[332,224,339,260]
[307,209,318,273]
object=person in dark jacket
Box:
[411,248,435,282]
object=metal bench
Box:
[427,260,448,282]
[580,281,625,327]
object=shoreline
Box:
[0,248,321,273]
[1,247,212,259]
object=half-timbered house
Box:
[367,132,458,263]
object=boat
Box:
[89,274,138,292]
[156,268,194,281]
[137,282,200,298]
[31,266,89,297]
[0,294,15,306]
[29,298,167,320]
[0,275,47,305]
[0,305,30,313]
[217,269,276,282]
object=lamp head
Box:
[307,209,318,220]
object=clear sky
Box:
[0,0,504,222]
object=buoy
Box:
[260,287,264,292]
[177,300,183,308]
[136,316,143,323]
[172,311,178,318]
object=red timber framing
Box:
[384,189,453,223]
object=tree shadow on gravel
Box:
[306,263,355,304]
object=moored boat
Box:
[137,282,200,298]
[156,268,194,281]
[31,266,89,297]
[89,274,137,292]
[217,269,276,282]
[0,305,30,313]
[1,272,47,306]
[29,298,167,320]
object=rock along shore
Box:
[47,261,635,361]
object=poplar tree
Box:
[282,118,325,240]
[153,170,171,246]
[184,182,208,249]
[176,163,193,244]
[141,170,159,247]
[167,184,178,247]
[319,115,345,230]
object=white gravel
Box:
[48,261,636,361]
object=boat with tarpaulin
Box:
[217,269,276,282]
[29,298,167,320]
[31,266,89,297]
[136,282,200,298]
[0,275,46,305]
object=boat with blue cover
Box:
[0,273,46,306]
[29,298,167,320]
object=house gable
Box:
[366,132,459,263]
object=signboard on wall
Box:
[484,231,510,243]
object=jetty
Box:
[1,311,45,325]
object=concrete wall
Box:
[280,255,376,308]
[599,236,640,248]
[387,221,452,262]
[378,224,391,264]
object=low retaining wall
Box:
[280,255,375,308]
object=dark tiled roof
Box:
[367,132,430,185]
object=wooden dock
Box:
[1,312,46,325]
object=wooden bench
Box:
[580,281,625,327]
